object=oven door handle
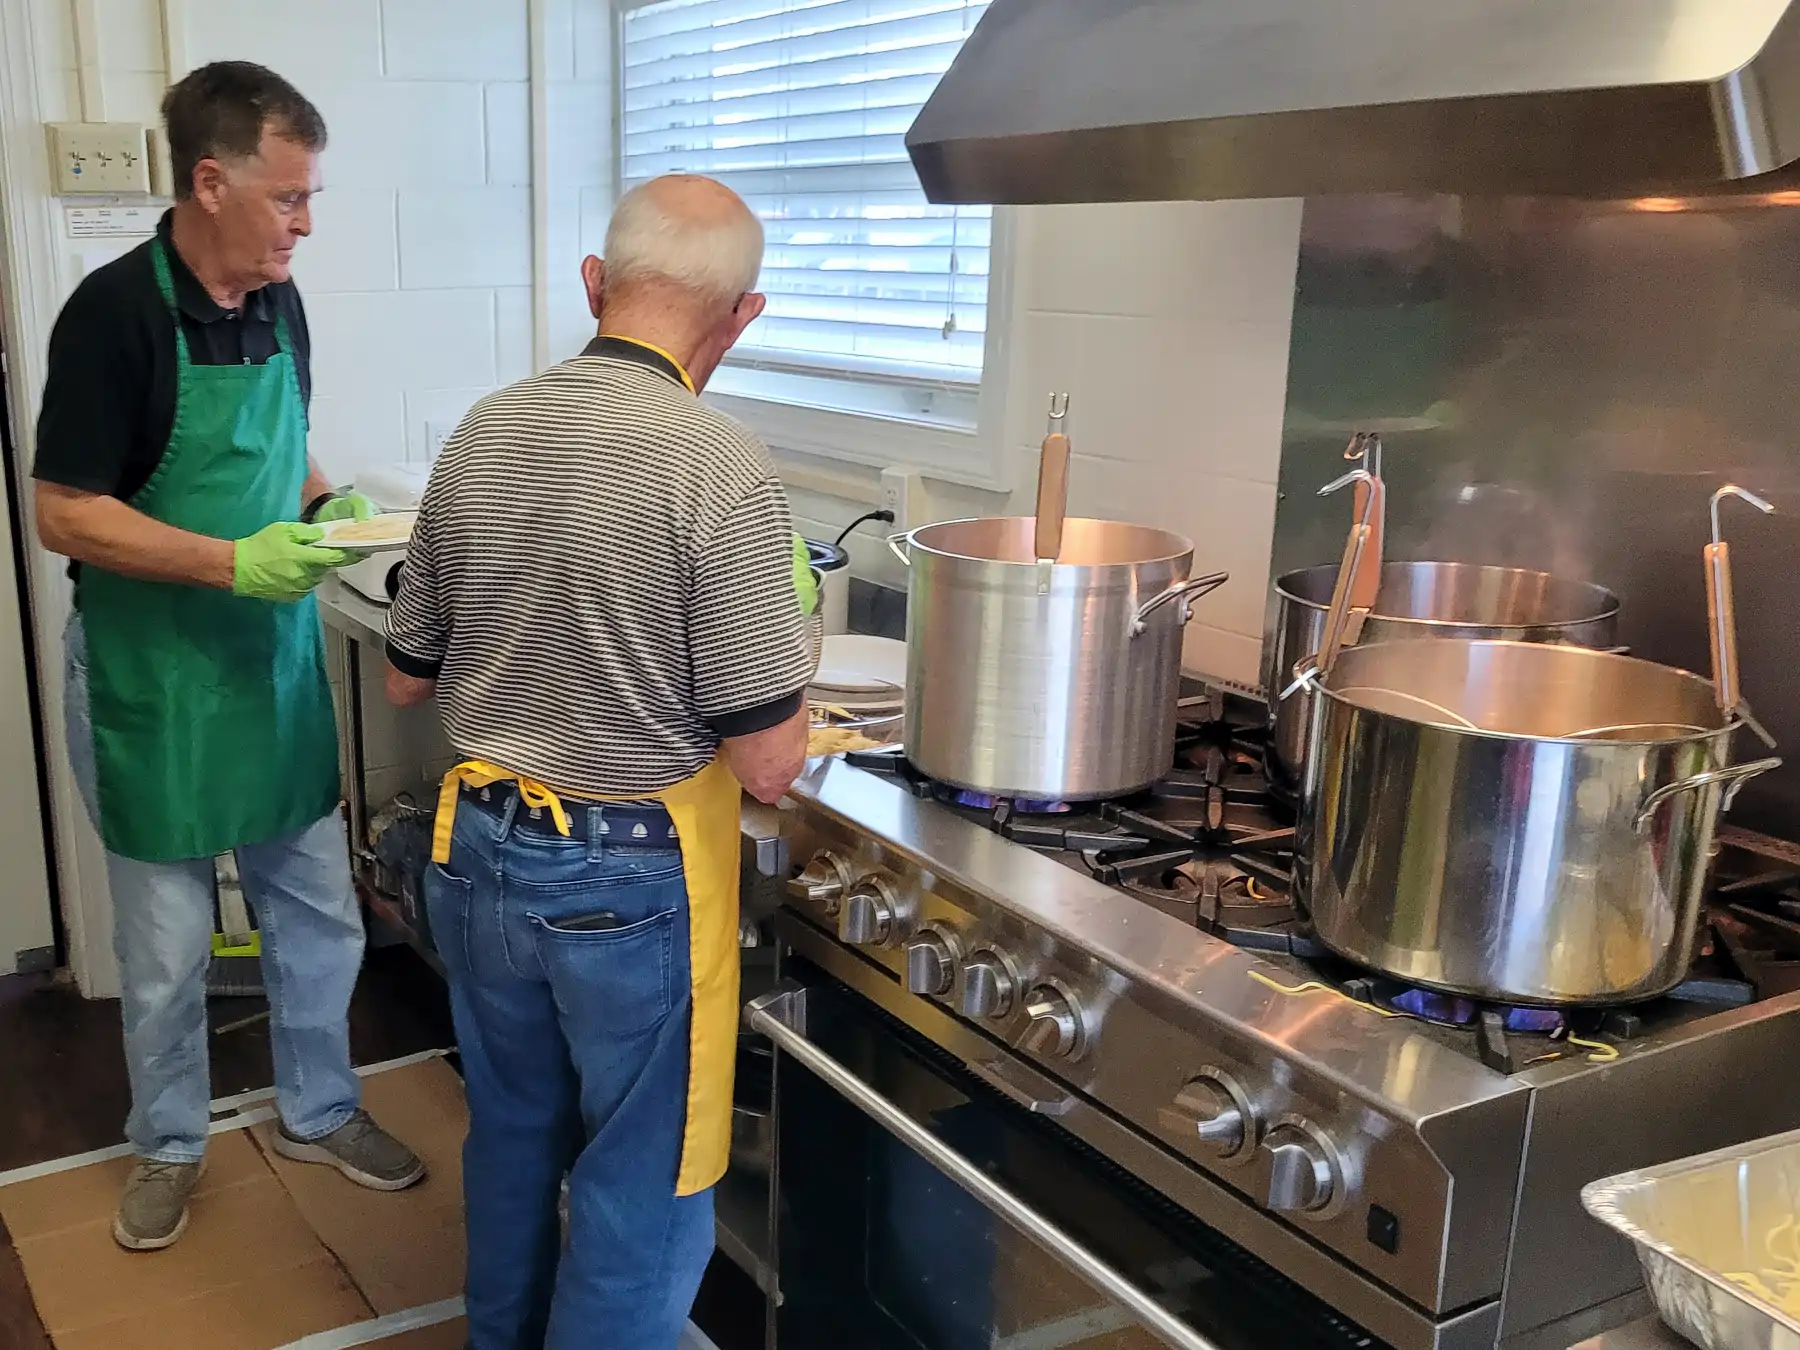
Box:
[746,984,1226,1350]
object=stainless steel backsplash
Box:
[1264,192,1800,834]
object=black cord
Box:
[833,509,895,549]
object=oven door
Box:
[751,960,1393,1350]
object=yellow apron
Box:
[433,756,743,1196]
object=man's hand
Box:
[310,493,378,524]
[723,703,808,805]
[385,661,437,708]
[233,522,352,602]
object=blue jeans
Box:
[64,613,364,1162]
[425,787,714,1350]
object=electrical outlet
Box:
[47,122,152,194]
[425,422,455,460]
[880,467,923,532]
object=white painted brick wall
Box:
[92,0,166,73]
[32,0,538,483]
[381,0,529,81]
[397,187,532,289]
[301,190,401,293]
[187,0,386,83]
[311,82,491,191]
[786,200,1303,690]
[183,0,541,473]
[484,84,531,188]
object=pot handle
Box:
[1131,571,1228,636]
[1278,659,1321,704]
[886,531,913,567]
[1634,757,1782,833]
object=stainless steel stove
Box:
[760,691,1800,1350]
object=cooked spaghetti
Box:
[327,513,415,544]
[1722,1215,1800,1316]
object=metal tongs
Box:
[1279,464,1385,701]
[1315,460,1387,675]
[1707,484,1778,750]
[1344,431,1385,583]
[1034,393,1072,595]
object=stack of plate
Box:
[809,635,905,714]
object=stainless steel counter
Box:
[318,576,387,650]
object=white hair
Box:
[603,176,764,307]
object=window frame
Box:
[609,0,1015,491]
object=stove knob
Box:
[838,880,897,947]
[1021,985,1085,1059]
[959,953,1016,1019]
[904,932,956,997]
[1166,1073,1248,1158]
[787,851,852,914]
[1261,1123,1339,1215]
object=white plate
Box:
[813,635,906,694]
[317,511,418,551]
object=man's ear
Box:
[727,291,767,344]
[581,255,606,322]
[190,157,228,214]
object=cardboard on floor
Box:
[252,1060,470,1316]
[0,1056,467,1350]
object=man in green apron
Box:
[33,62,423,1252]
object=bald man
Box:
[383,175,810,1350]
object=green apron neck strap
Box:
[150,236,291,363]
[150,239,190,369]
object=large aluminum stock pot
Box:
[1292,639,1779,1006]
[1267,561,1620,795]
[891,517,1226,801]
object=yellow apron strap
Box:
[430,753,744,1196]
[432,760,574,864]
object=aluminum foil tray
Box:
[1584,1131,1800,1350]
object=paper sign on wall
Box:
[64,205,160,239]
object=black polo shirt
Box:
[34,212,312,579]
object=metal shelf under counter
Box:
[713,1167,778,1302]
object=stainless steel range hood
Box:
[907,0,1800,203]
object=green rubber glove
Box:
[791,534,819,618]
[311,492,378,524]
[233,522,354,602]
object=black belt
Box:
[459,782,678,848]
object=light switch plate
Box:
[47,122,152,194]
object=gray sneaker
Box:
[270,1109,426,1191]
[113,1157,205,1251]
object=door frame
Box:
[0,0,119,995]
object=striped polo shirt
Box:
[384,336,813,797]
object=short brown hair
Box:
[161,62,326,200]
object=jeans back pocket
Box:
[527,897,683,1038]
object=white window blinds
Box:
[619,0,992,388]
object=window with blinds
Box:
[618,0,994,426]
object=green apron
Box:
[81,239,339,863]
